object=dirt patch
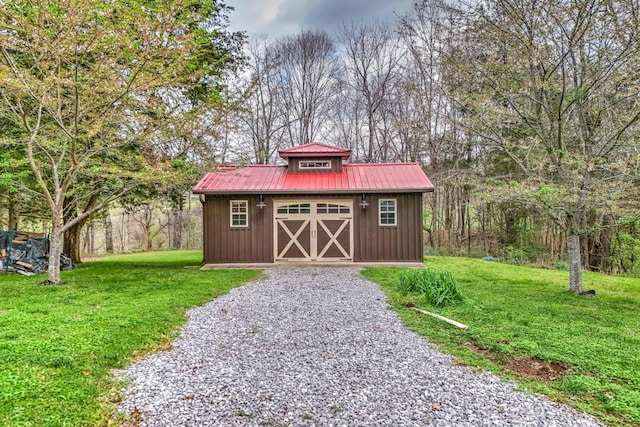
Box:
[463,341,487,354]
[463,342,569,382]
[507,358,570,382]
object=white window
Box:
[230,200,248,227]
[299,160,331,169]
[276,203,311,214]
[379,199,397,226]
[317,203,350,214]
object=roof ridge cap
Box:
[347,162,421,166]
[280,142,351,151]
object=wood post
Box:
[409,307,469,330]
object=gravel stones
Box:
[118,268,604,426]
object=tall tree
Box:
[442,0,640,293]
[237,38,287,164]
[341,20,402,162]
[398,1,478,251]
[273,30,341,146]
[0,0,242,283]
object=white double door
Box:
[274,200,353,261]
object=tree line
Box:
[2,0,639,292]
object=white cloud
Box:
[228,0,413,38]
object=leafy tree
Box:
[0,0,242,283]
[439,0,640,293]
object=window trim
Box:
[317,203,350,214]
[378,198,397,226]
[299,160,332,170]
[230,200,249,228]
[276,203,312,215]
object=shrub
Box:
[398,268,463,307]
[554,261,568,270]
[503,245,530,265]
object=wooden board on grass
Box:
[15,261,33,269]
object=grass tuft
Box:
[398,268,463,307]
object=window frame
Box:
[378,198,397,226]
[299,160,332,170]
[317,203,350,214]
[230,200,249,228]
[276,203,312,214]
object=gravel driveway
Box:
[118,268,604,426]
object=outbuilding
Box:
[193,143,434,267]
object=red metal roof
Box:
[279,142,351,159]
[193,163,434,194]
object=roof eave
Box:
[279,153,351,160]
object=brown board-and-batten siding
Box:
[202,195,273,263]
[203,192,423,264]
[353,193,423,262]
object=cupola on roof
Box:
[279,142,351,160]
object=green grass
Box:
[398,268,463,307]
[0,250,259,426]
[362,257,640,427]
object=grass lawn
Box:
[0,250,259,426]
[362,257,640,427]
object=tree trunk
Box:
[8,197,20,230]
[119,212,127,252]
[85,222,94,254]
[47,227,63,284]
[456,188,466,250]
[105,214,114,254]
[567,232,583,294]
[581,215,592,270]
[64,222,83,264]
[593,214,615,273]
[171,205,183,249]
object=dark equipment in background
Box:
[0,231,73,276]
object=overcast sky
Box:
[227,0,414,39]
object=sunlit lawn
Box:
[363,257,640,427]
[0,250,259,426]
